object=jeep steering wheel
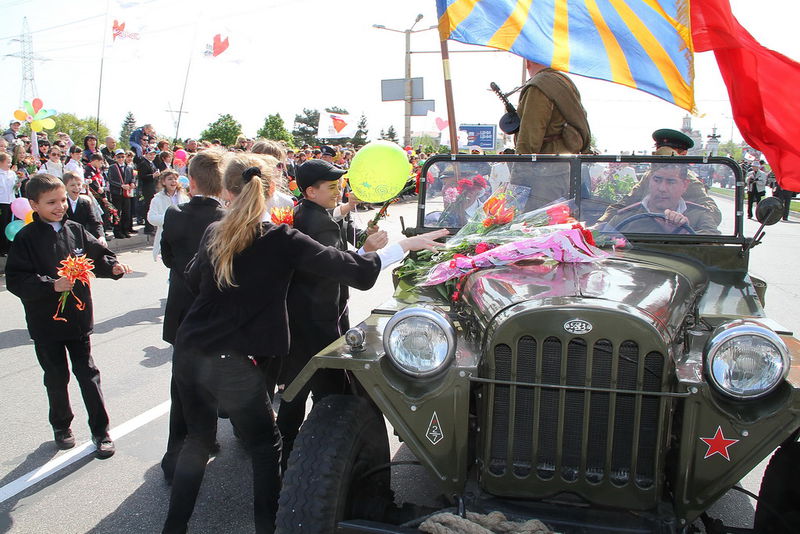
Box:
[614,213,696,235]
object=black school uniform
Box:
[66,194,104,240]
[277,199,366,468]
[5,215,121,436]
[163,221,380,534]
[158,196,225,481]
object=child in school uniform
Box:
[5,174,132,457]
[162,155,446,534]
[62,171,106,246]
[276,158,388,468]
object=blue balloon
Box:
[4,219,25,242]
[178,176,190,189]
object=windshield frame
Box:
[415,154,745,245]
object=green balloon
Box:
[5,219,25,242]
[347,141,411,203]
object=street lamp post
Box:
[373,15,436,147]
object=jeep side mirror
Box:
[743,196,785,256]
[756,196,784,226]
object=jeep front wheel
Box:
[276,394,393,534]
[753,441,800,533]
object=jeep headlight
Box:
[383,307,456,377]
[705,320,789,399]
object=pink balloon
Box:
[32,98,43,114]
[11,197,32,219]
[174,149,187,161]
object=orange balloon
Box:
[24,210,34,224]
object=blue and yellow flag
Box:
[436,0,695,111]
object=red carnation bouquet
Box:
[53,254,95,322]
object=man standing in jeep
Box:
[515,60,592,155]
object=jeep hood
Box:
[462,251,708,339]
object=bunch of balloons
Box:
[5,197,35,241]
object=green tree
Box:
[718,139,743,161]
[411,134,440,153]
[29,113,110,145]
[381,125,399,144]
[292,108,320,147]
[352,114,369,147]
[257,113,294,146]
[200,113,242,146]
[119,111,136,149]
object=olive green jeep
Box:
[276,155,800,534]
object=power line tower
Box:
[8,17,41,105]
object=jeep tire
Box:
[276,394,393,533]
[753,441,800,533]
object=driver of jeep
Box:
[604,163,720,234]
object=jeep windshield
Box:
[418,155,743,242]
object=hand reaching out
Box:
[399,229,449,252]
[112,263,132,276]
[363,230,388,252]
[54,277,74,292]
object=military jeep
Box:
[276,155,800,534]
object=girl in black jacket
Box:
[162,154,444,534]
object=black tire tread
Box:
[754,441,800,534]
[276,395,390,534]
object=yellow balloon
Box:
[13,109,28,122]
[346,141,411,203]
[40,117,55,130]
[24,210,34,224]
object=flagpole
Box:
[174,24,199,143]
[439,37,458,154]
[95,0,110,133]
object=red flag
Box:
[691,0,800,191]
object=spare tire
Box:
[276,394,393,533]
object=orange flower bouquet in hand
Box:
[53,254,95,322]
[270,206,294,226]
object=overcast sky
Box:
[0,0,797,153]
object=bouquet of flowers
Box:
[270,206,294,226]
[395,192,623,302]
[53,254,95,322]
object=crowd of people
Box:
[2,118,445,534]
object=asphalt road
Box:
[0,195,797,533]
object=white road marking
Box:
[0,400,171,504]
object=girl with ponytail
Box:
[163,154,446,534]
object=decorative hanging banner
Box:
[317,112,358,139]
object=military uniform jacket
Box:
[606,201,721,235]
[5,216,121,341]
[516,68,591,155]
[175,221,380,359]
[159,196,226,344]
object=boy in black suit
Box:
[5,174,131,457]
[63,172,106,245]
[277,159,388,469]
[159,149,227,482]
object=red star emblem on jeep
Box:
[700,426,739,461]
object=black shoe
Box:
[92,434,116,459]
[128,229,139,234]
[114,232,127,239]
[54,428,75,450]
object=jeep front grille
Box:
[483,335,667,490]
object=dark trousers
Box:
[141,183,155,233]
[112,193,133,234]
[0,203,11,254]
[33,336,110,437]
[163,351,281,534]
[747,188,764,218]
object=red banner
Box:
[692,0,800,191]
